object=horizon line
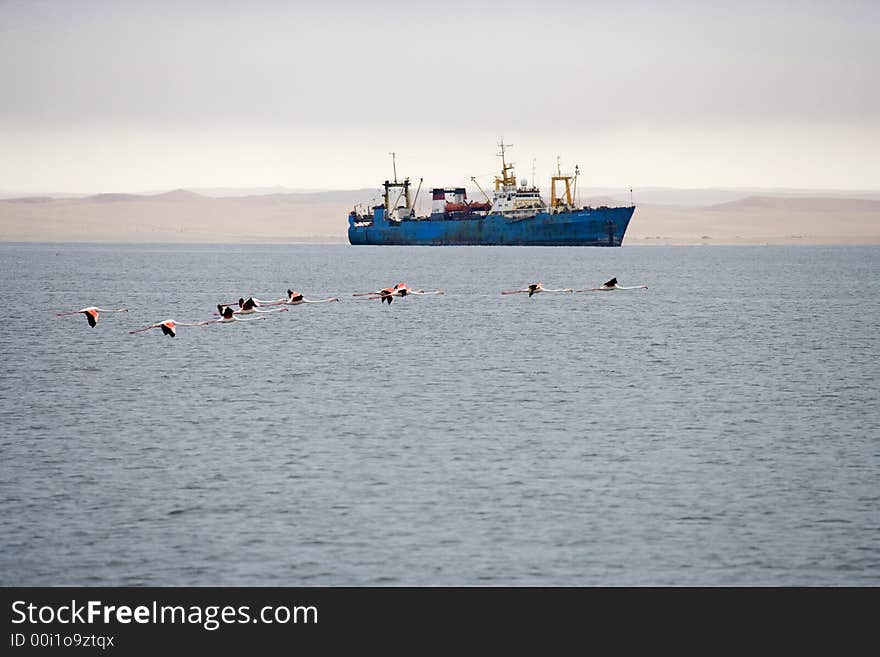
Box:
[3,184,880,199]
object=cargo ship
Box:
[348,142,635,246]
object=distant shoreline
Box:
[2,189,878,246]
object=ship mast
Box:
[494,138,517,191]
[383,151,411,218]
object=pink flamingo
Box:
[354,284,399,304]
[215,297,289,316]
[275,289,339,305]
[356,282,444,304]
[388,282,444,298]
[211,305,278,322]
[57,306,128,327]
[575,277,648,292]
[353,285,397,298]
[501,283,572,297]
[134,307,275,337]
[129,319,213,338]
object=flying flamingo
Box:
[129,319,213,338]
[353,285,397,298]
[135,307,274,337]
[277,289,339,305]
[353,284,398,304]
[501,283,572,297]
[389,283,444,298]
[242,296,288,307]
[381,285,410,302]
[212,305,278,322]
[57,306,128,327]
[356,282,443,304]
[379,283,445,303]
[575,277,648,292]
[215,297,289,315]
[244,290,337,306]
[235,297,289,315]
[217,296,281,309]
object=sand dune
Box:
[706,196,880,213]
[624,196,880,245]
[1,189,878,244]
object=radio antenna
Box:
[389,152,398,183]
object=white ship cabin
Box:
[484,142,578,219]
[488,180,547,219]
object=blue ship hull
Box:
[348,206,635,246]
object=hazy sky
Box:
[1,0,877,193]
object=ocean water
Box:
[0,243,877,586]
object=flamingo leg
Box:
[129,324,159,334]
[231,315,269,322]
[250,307,288,314]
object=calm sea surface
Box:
[0,243,877,585]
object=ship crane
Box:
[410,177,424,218]
[550,156,578,211]
[383,151,414,221]
[471,176,493,204]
